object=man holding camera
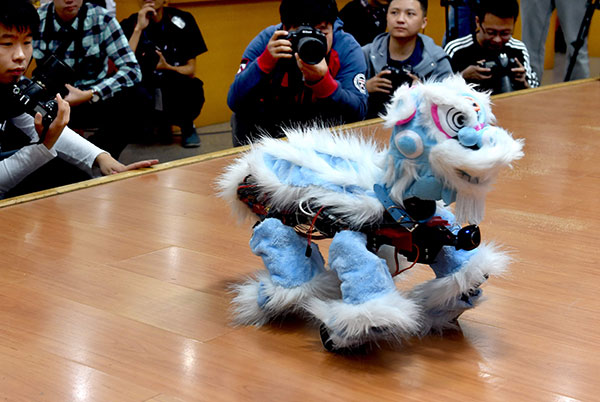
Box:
[33,0,142,158]
[0,0,157,198]
[362,0,452,118]
[227,0,368,146]
[443,0,539,94]
[120,0,207,148]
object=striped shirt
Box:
[33,3,141,101]
[444,33,539,93]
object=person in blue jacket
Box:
[227,0,368,146]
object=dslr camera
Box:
[12,78,59,128]
[478,53,519,93]
[382,64,415,91]
[12,55,74,128]
[284,25,328,65]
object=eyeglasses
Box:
[479,23,513,39]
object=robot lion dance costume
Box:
[217,76,524,352]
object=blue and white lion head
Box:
[381,75,524,224]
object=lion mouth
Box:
[456,169,481,184]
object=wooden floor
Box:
[1,79,599,401]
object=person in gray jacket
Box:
[362,0,452,118]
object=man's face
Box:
[387,0,427,40]
[0,24,32,85]
[53,0,84,22]
[476,13,515,51]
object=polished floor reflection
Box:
[0,80,599,401]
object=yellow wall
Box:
[116,0,600,127]
[116,0,282,127]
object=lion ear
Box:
[381,85,418,128]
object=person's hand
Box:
[64,84,93,107]
[296,54,328,83]
[267,30,294,60]
[155,49,171,71]
[461,60,492,81]
[35,93,70,150]
[511,58,529,88]
[366,70,394,94]
[406,72,421,85]
[136,3,156,30]
[94,152,159,175]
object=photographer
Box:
[120,0,207,148]
[227,0,368,146]
[0,0,157,198]
[443,0,539,94]
[362,0,452,118]
[33,0,142,159]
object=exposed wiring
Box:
[392,245,420,277]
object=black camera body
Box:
[284,25,328,65]
[12,55,74,128]
[12,78,59,128]
[382,64,415,91]
[478,53,518,93]
[32,55,74,98]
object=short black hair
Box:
[477,0,519,22]
[389,0,428,16]
[279,0,338,28]
[0,0,39,35]
[417,0,428,15]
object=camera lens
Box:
[297,36,327,65]
[455,225,481,251]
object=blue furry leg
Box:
[411,246,507,333]
[420,246,486,332]
[329,231,396,305]
[250,217,325,292]
[305,230,421,350]
[230,218,339,326]
[406,206,509,334]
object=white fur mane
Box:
[216,126,388,229]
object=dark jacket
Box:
[443,33,539,94]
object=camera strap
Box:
[40,4,88,71]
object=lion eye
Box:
[433,104,475,139]
[443,107,467,137]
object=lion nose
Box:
[458,126,480,149]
